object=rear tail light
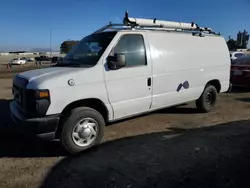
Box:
[231,66,250,71]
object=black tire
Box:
[196,85,217,113]
[60,107,105,154]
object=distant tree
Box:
[227,39,238,51]
[60,40,80,54]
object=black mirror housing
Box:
[107,53,126,70]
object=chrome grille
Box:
[13,85,22,106]
[12,76,28,108]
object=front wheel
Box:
[196,85,217,113]
[60,107,105,154]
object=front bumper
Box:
[10,101,60,140]
[230,76,250,87]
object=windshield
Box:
[59,32,117,67]
[232,56,250,65]
[13,58,18,60]
[235,53,246,58]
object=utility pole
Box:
[50,28,52,58]
[241,32,243,47]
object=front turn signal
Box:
[35,90,50,99]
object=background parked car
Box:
[26,57,35,62]
[35,55,51,62]
[230,51,247,61]
[51,56,62,64]
[10,57,27,65]
[230,56,250,87]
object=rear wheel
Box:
[196,85,217,113]
[60,107,105,154]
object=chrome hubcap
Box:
[72,118,98,147]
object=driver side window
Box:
[112,34,147,67]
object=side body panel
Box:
[146,31,230,110]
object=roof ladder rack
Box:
[93,11,220,36]
[123,11,215,34]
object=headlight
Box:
[25,89,51,117]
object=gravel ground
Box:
[0,67,250,188]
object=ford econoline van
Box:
[10,12,231,153]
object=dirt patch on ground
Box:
[0,66,250,187]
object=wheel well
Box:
[61,98,109,122]
[206,80,221,93]
[56,99,109,138]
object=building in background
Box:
[45,52,60,56]
[236,30,249,49]
[236,49,248,52]
[0,52,9,55]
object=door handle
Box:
[147,77,151,86]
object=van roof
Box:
[98,28,221,38]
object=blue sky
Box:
[0,0,249,52]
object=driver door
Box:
[104,32,152,120]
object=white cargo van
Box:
[10,12,230,154]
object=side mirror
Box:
[107,53,126,70]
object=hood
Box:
[17,67,79,82]
[17,67,87,89]
[14,65,103,90]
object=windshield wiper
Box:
[53,62,82,67]
[53,62,93,67]
[65,57,78,61]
